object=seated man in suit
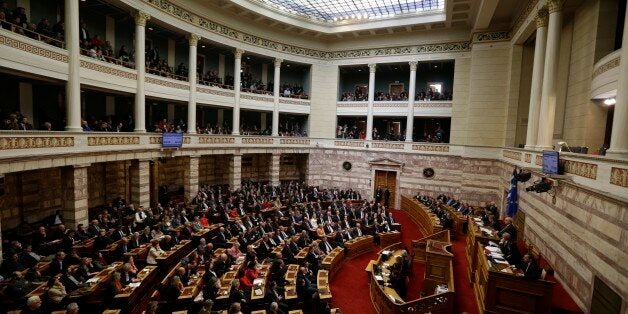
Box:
[518,253,542,280]
[49,251,68,276]
[498,233,520,265]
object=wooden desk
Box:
[439,202,466,236]
[321,247,344,279]
[473,243,553,314]
[156,240,193,266]
[466,218,499,282]
[345,235,373,259]
[379,231,402,248]
[102,310,121,314]
[400,196,442,236]
[179,269,204,301]
[295,246,308,261]
[317,270,332,301]
[284,264,299,301]
[114,265,158,313]
[250,263,271,301]
[369,242,455,314]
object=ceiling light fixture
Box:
[603,98,616,105]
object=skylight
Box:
[255,0,445,23]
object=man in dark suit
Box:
[87,220,102,237]
[49,251,68,276]
[499,233,520,265]
[497,217,517,240]
[519,254,541,280]
[318,236,334,254]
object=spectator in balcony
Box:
[19,116,33,130]
[11,6,26,28]
[41,121,52,131]
[79,22,90,43]
[35,18,52,37]
[52,20,64,41]
[90,34,102,48]
[10,16,24,35]
[0,11,9,30]
[81,120,93,132]
[102,41,114,58]
[0,1,10,17]
[118,45,130,61]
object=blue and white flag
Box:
[506,169,518,217]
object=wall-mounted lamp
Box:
[603,98,616,106]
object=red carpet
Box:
[452,237,480,314]
[330,246,378,314]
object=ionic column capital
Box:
[187,33,201,46]
[547,0,564,14]
[134,11,151,27]
[535,8,549,28]
[274,58,283,68]
[368,63,377,73]
[234,48,245,59]
[409,61,418,71]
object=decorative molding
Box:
[149,136,191,144]
[274,58,283,67]
[414,102,452,108]
[412,144,449,152]
[197,86,235,97]
[142,0,470,60]
[80,60,137,80]
[187,33,201,46]
[592,57,620,78]
[535,8,549,28]
[146,76,188,90]
[525,153,532,163]
[368,63,377,72]
[547,0,565,14]
[241,93,273,102]
[334,141,364,148]
[337,102,367,107]
[0,34,67,62]
[503,150,522,161]
[134,11,151,27]
[279,98,310,106]
[473,31,510,43]
[280,139,310,145]
[511,0,539,36]
[198,136,235,144]
[561,160,597,180]
[234,48,245,58]
[372,142,404,150]
[609,167,627,188]
[374,102,406,108]
[409,61,418,71]
[0,137,74,150]
[535,155,543,166]
[87,136,140,146]
[242,137,273,144]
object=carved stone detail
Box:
[609,167,627,188]
[87,136,140,146]
[0,137,74,150]
[134,11,151,27]
[412,145,449,152]
[535,8,549,28]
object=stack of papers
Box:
[253,278,264,285]
[494,259,510,265]
[486,246,501,253]
[480,227,493,236]
[254,289,263,296]
[86,277,99,284]
[128,282,141,288]
[490,253,504,259]
[488,241,498,247]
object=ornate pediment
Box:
[368,157,405,170]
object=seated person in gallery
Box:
[517,253,542,280]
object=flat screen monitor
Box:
[162,133,183,148]
[542,150,559,174]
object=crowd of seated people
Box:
[197,123,232,135]
[278,121,307,137]
[81,115,134,132]
[152,118,186,133]
[0,179,401,313]
[416,88,451,101]
[0,3,64,47]
[336,124,363,139]
[374,91,407,101]
[416,125,446,143]
[340,89,368,101]
[281,84,308,99]
[240,123,270,136]
[240,71,270,95]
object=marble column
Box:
[606,3,628,158]
[184,156,200,201]
[187,34,201,134]
[64,0,81,131]
[232,49,244,135]
[229,154,242,189]
[130,159,151,208]
[62,165,90,229]
[134,11,150,132]
[536,0,563,150]
[366,63,376,141]
[525,9,549,149]
[272,58,282,136]
[405,61,418,142]
[270,153,281,186]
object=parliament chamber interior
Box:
[0,0,626,313]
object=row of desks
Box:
[400,196,442,236]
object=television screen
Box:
[542,150,559,174]
[162,133,183,148]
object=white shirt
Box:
[147,246,165,265]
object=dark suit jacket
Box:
[498,223,517,240]
[521,260,541,280]
[49,259,67,275]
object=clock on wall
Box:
[423,168,435,178]
[342,161,352,171]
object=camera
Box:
[525,178,552,193]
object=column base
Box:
[524,145,540,150]
[272,133,279,137]
[232,131,240,135]
[133,128,147,133]
[604,149,628,160]
[65,126,83,132]
[187,130,197,134]
[405,138,413,143]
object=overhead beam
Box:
[474,0,499,29]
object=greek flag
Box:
[506,169,518,217]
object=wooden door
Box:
[374,170,397,209]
